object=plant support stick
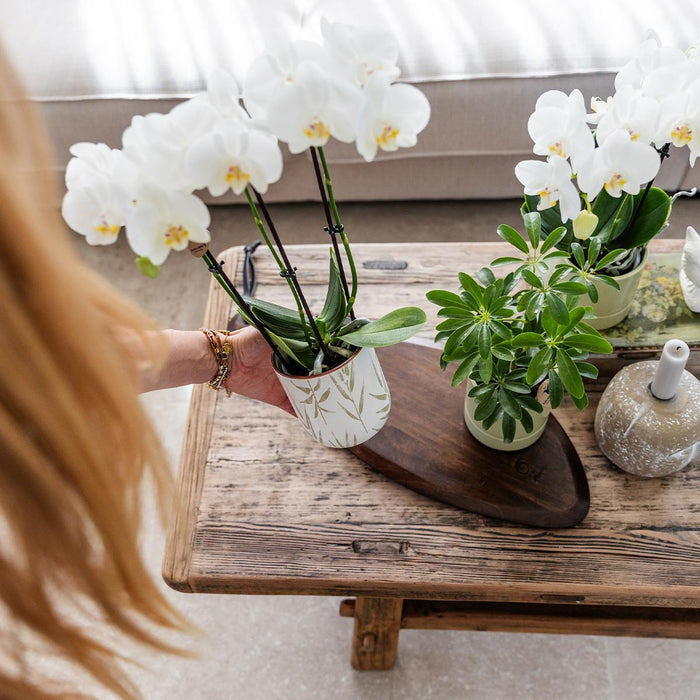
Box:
[317,146,358,319]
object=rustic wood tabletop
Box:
[163,239,700,669]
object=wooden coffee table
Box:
[163,240,700,670]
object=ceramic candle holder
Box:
[595,340,700,478]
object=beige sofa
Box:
[1,0,698,202]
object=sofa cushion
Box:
[1,0,697,200]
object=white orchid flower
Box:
[616,35,686,95]
[185,118,283,196]
[242,40,326,122]
[125,186,210,266]
[514,155,581,223]
[320,17,400,87]
[65,142,138,192]
[265,62,356,153]
[203,67,248,121]
[527,90,595,173]
[355,73,430,162]
[587,96,613,125]
[656,80,700,164]
[122,99,217,191]
[595,86,661,146]
[576,129,661,199]
[62,175,127,246]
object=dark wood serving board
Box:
[349,343,590,528]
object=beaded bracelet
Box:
[201,329,234,396]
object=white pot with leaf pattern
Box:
[274,347,391,448]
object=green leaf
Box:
[551,281,588,295]
[478,323,491,359]
[562,333,613,354]
[500,388,522,420]
[595,248,627,270]
[547,370,563,409]
[545,291,570,325]
[555,306,586,337]
[594,192,634,245]
[475,267,496,285]
[458,272,484,302]
[512,332,545,348]
[426,290,468,308]
[593,274,621,290]
[520,406,534,433]
[474,388,499,421]
[244,296,309,340]
[614,187,671,249]
[491,344,516,361]
[501,413,517,443]
[575,361,599,379]
[523,211,541,249]
[571,391,589,410]
[339,307,426,347]
[587,237,602,266]
[489,319,513,340]
[469,383,495,399]
[482,406,503,430]
[135,256,160,278]
[268,330,315,372]
[556,348,585,399]
[478,353,493,384]
[317,250,348,334]
[497,224,529,254]
[522,269,543,289]
[519,394,545,413]
[451,353,480,387]
[443,324,476,357]
[526,346,552,385]
[437,306,475,319]
[540,226,567,254]
[571,242,585,268]
[491,256,524,267]
[585,279,599,303]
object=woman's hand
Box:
[140,328,294,415]
[224,326,295,415]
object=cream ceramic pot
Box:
[587,248,649,330]
[274,347,390,448]
[463,381,550,451]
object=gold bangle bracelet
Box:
[201,329,234,396]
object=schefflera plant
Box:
[426,212,614,443]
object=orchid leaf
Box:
[339,307,426,347]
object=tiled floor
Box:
[77,198,700,699]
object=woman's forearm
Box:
[142,329,217,392]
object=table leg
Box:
[350,597,403,670]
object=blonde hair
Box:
[0,47,191,698]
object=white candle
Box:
[650,339,690,400]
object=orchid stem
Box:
[200,251,287,371]
[249,187,332,358]
[314,146,357,320]
[244,187,313,348]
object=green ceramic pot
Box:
[463,382,550,452]
[587,247,649,330]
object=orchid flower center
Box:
[672,123,693,146]
[604,172,627,196]
[225,164,250,188]
[93,219,119,237]
[547,141,567,158]
[376,123,399,148]
[537,188,558,209]
[627,128,640,141]
[164,224,189,249]
[304,119,331,142]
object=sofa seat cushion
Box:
[1,0,698,200]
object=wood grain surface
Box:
[350,343,590,528]
[163,239,700,608]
